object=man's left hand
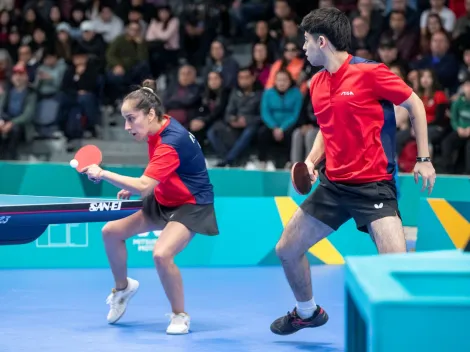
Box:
[413,161,436,195]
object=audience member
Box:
[441,78,470,173]
[0,0,466,174]
[0,63,36,160]
[207,67,261,167]
[258,69,302,169]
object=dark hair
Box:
[275,68,295,88]
[238,66,253,74]
[418,68,441,97]
[300,7,350,51]
[123,79,165,120]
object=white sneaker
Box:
[105,277,139,324]
[166,313,190,335]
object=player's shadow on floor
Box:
[274,341,342,351]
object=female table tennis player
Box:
[81,79,219,335]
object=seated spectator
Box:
[202,39,239,89]
[410,31,460,94]
[420,13,446,55]
[89,2,124,44]
[383,0,420,31]
[457,47,470,90]
[30,27,52,66]
[278,17,304,55]
[265,41,307,94]
[6,26,20,63]
[163,64,201,128]
[68,4,87,39]
[48,5,63,30]
[17,44,38,83]
[349,0,384,35]
[453,0,470,41]
[440,79,470,174]
[253,20,279,60]
[396,68,448,156]
[105,21,150,105]
[181,5,208,68]
[0,49,12,89]
[55,22,73,63]
[190,70,230,147]
[249,42,273,88]
[33,49,66,98]
[269,0,296,41]
[74,21,107,70]
[291,93,320,164]
[258,69,302,169]
[0,9,12,47]
[145,5,180,79]
[381,10,420,62]
[207,67,261,167]
[420,0,456,34]
[58,49,100,140]
[350,16,380,54]
[0,63,36,160]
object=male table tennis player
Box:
[81,79,219,335]
[270,8,436,335]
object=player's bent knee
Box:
[102,221,124,241]
[153,247,174,267]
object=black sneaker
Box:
[270,305,329,335]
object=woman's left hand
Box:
[81,164,104,183]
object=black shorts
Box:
[300,168,401,233]
[142,195,219,236]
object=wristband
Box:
[416,157,431,162]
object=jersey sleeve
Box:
[371,63,413,106]
[144,144,180,183]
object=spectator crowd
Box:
[0,0,469,175]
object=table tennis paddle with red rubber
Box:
[70,145,102,173]
[291,162,313,195]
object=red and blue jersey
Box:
[310,54,413,183]
[144,116,214,207]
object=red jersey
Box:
[310,55,413,183]
[143,116,214,207]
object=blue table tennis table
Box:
[0,194,142,245]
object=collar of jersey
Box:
[148,115,171,143]
[330,54,353,78]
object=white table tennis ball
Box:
[70,159,79,168]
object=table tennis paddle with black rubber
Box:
[291,162,313,195]
[70,145,103,173]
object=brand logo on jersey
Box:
[89,202,122,212]
[340,91,354,96]
[0,216,11,224]
[189,132,201,148]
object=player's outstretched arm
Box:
[100,171,159,198]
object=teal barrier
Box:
[1,161,468,227]
[345,250,470,352]
[416,198,470,252]
[0,197,377,269]
[0,162,290,197]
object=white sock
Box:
[296,298,317,319]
